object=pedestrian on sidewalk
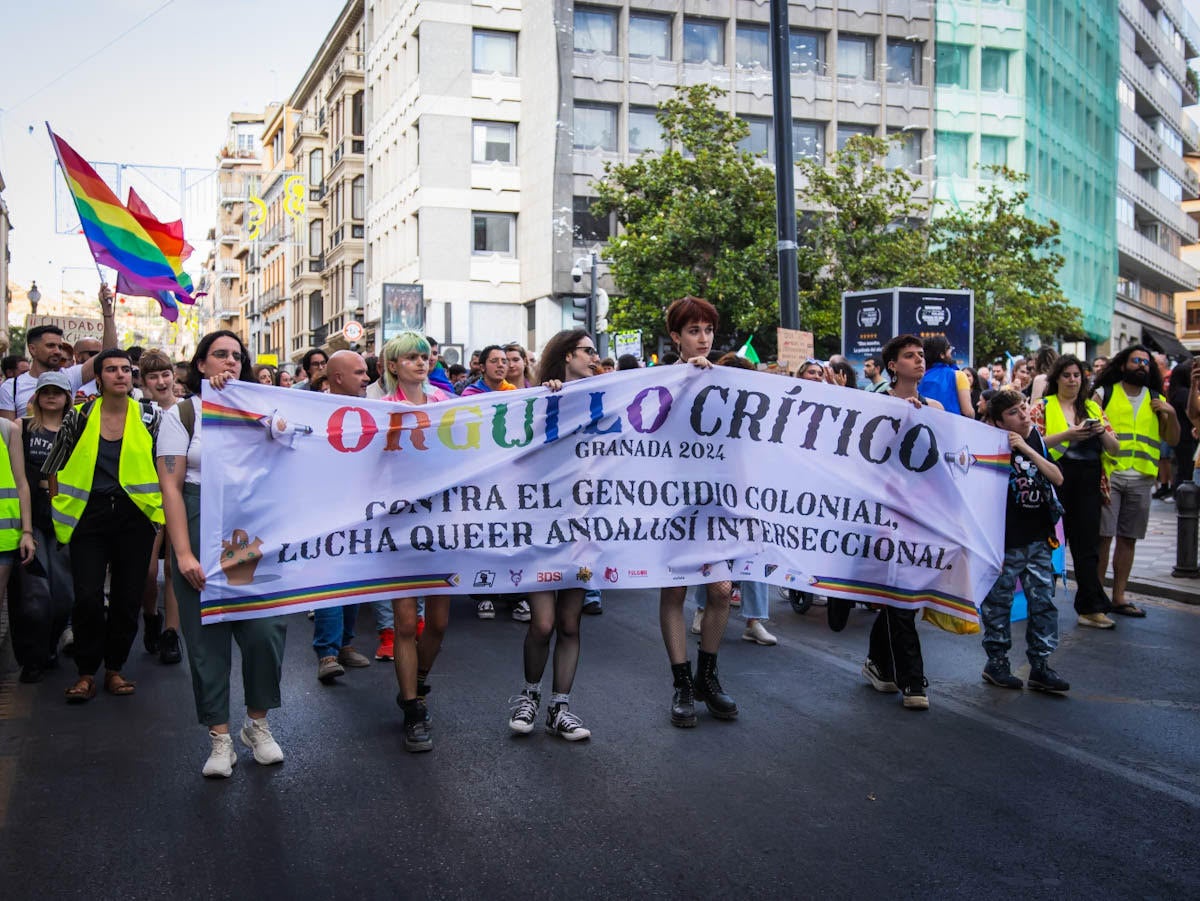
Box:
[1093,345,1178,618]
[157,331,286,778]
[1033,354,1120,630]
[980,390,1070,693]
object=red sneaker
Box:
[375,627,395,661]
[416,616,425,639]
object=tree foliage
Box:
[591,85,778,350]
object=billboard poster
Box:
[841,289,895,376]
[896,289,974,368]
[382,284,424,342]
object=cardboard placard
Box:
[776,328,814,373]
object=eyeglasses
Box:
[77,350,99,359]
[574,346,600,357]
[1128,357,1151,367]
[209,349,245,362]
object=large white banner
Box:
[199,369,1010,624]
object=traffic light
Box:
[571,295,591,326]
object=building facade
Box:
[1115,0,1200,356]
[363,0,935,355]
[0,167,10,333]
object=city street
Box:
[1,586,1198,899]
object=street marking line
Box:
[783,637,1200,811]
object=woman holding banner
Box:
[507,328,593,741]
[156,331,287,778]
[659,297,738,728]
[380,331,455,752]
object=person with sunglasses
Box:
[1091,345,1179,618]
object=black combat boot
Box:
[694,650,738,720]
[670,662,697,728]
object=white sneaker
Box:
[240,717,285,765]
[512,600,531,622]
[691,608,704,634]
[202,730,237,778]
[477,600,496,619]
[742,620,777,645]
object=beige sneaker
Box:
[690,608,704,635]
[338,646,372,668]
[317,655,345,682]
[202,730,237,778]
[741,620,778,646]
[1077,613,1116,630]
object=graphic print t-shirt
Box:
[1004,429,1057,549]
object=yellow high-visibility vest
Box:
[51,399,163,544]
[1102,386,1165,478]
[0,431,21,551]
[1041,396,1104,462]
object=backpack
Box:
[177,396,196,443]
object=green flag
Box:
[736,337,761,365]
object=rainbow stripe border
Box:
[201,573,459,618]
[971,453,1010,473]
[202,401,265,427]
[809,575,977,620]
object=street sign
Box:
[343,321,365,342]
[776,327,813,373]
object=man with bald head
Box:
[312,350,373,683]
[325,350,370,398]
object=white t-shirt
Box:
[1,365,85,415]
[156,396,202,484]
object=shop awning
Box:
[1142,324,1191,359]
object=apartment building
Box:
[200,112,266,343]
[286,0,367,357]
[1116,0,1200,357]
[1175,151,1200,350]
[0,167,10,332]
[363,0,935,354]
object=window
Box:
[886,39,920,84]
[1156,119,1183,155]
[271,130,284,165]
[573,196,611,242]
[885,130,921,172]
[1158,170,1183,203]
[936,43,970,89]
[790,30,825,75]
[309,149,323,187]
[1118,77,1135,109]
[1117,195,1135,228]
[736,24,769,69]
[837,34,874,79]
[628,107,665,153]
[629,13,671,59]
[574,6,616,53]
[472,121,516,163]
[1118,133,1135,168]
[309,291,323,331]
[573,103,617,151]
[473,30,516,75]
[473,212,515,255]
[935,132,969,178]
[793,121,824,164]
[836,124,874,150]
[1186,305,1200,332]
[351,176,365,219]
[980,49,1009,92]
[684,18,724,65]
[309,220,323,257]
[350,261,364,308]
[980,135,1008,172]
[738,116,773,160]
[351,91,364,135]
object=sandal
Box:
[1112,603,1147,618]
[103,671,137,696]
[65,675,97,704]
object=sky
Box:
[0,0,340,301]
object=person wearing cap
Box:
[43,349,162,703]
[9,372,73,682]
[0,286,118,421]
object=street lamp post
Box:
[571,251,611,356]
[28,282,40,317]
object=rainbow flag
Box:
[47,125,194,321]
[117,187,198,319]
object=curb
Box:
[1067,568,1200,606]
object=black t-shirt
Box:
[22,421,58,532]
[1005,429,1057,549]
[93,436,122,495]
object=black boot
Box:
[158,628,182,665]
[142,613,163,654]
[399,697,433,752]
[670,662,697,728]
[694,650,738,720]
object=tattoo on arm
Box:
[164,456,177,474]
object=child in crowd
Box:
[980,389,1070,693]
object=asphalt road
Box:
[1,586,1198,899]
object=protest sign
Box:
[776,328,814,373]
[200,369,1009,625]
[26,314,105,345]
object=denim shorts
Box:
[0,550,15,566]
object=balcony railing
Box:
[1120,0,1187,86]
[1118,165,1199,243]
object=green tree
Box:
[794,135,930,354]
[591,85,779,351]
[922,169,1083,364]
[7,325,25,357]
